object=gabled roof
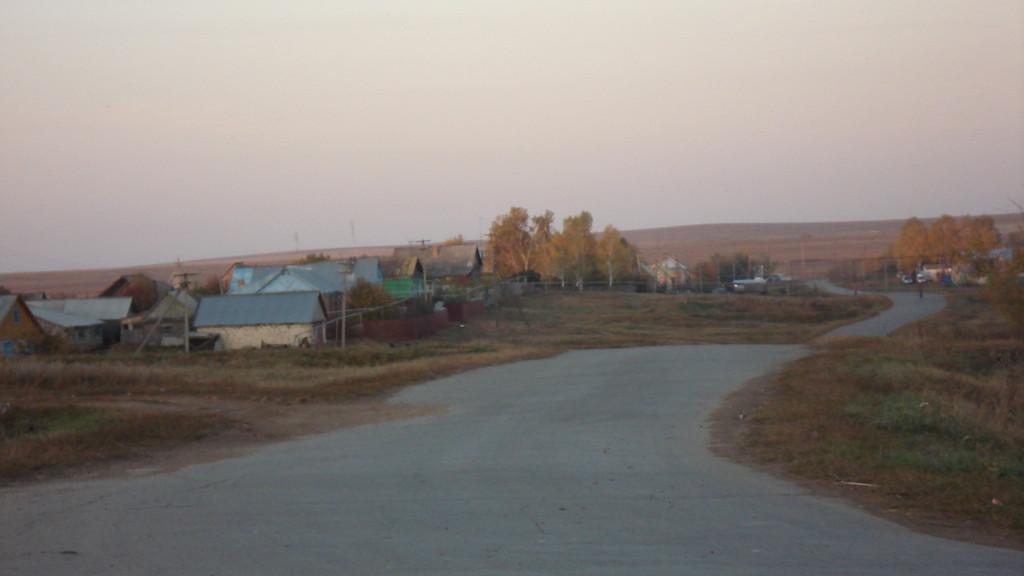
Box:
[229,259,383,295]
[28,305,104,329]
[144,291,198,320]
[193,292,327,327]
[392,244,482,278]
[1,294,45,332]
[98,274,172,311]
[0,295,21,323]
[28,297,135,321]
[350,257,383,284]
[381,257,424,279]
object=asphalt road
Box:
[812,280,949,337]
[1,290,1020,575]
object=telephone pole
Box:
[172,270,197,354]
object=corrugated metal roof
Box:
[143,291,197,320]
[27,305,104,328]
[393,244,482,278]
[193,292,326,327]
[351,257,383,284]
[28,297,134,321]
[230,259,382,295]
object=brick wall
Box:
[360,311,449,340]
[207,323,319,350]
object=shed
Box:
[193,291,327,350]
[381,257,426,299]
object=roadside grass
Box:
[0,403,225,480]
[0,289,882,481]
[742,289,1024,538]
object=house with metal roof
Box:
[98,274,172,313]
[121,291,198,349]
[192,291,327,350]
[27,297,135,346]
[392,244,484,287]
[28,305,105,351]
[226,258,383,316]
[0,294,46,355]
[641,257,690,291]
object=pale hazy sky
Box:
[2,1,1022,273]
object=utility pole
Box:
[170,268,197,354]
[339,260,350,348]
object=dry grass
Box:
[0,403,225,480]
[0,289,881,482]
[741,288,1024,539]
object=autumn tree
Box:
[488,207,554,279]
[892,214,1001,273]
[548,211,597,290]
[893,217,930,272]
[959,215,1001,253]
[190,275,223,298]
[927,215,962,267]
[686,252,774,289]
[984,208,1022,338]
[294,252,330,264]
[347,278,395,311]
[986,259,1024,338]
[121,274,160,312]
[597,225,636,286]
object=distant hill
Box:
[624,219,907,275]
[0,247,396,298]
[2,215,1019,297]
[624,214,1020,279]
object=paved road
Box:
[1,292,1020,575]
[812,280,948,337]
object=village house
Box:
[121,290,198,348]
[28,305,105,351]
[224,258,383,315]
[192,291,327,350]
[98,273,172,313]
[642,257,690,291]
[26,297,135,346]
[0,294,46,355]
[381,257,426,299]
[392,243,484,295]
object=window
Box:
[12,308,19,324]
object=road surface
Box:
[1,289,1020,575]
[812,280,948,337]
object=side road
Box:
[811,279,948,337]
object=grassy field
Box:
[740,288,1024,541]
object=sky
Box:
[1,1,1022,273]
